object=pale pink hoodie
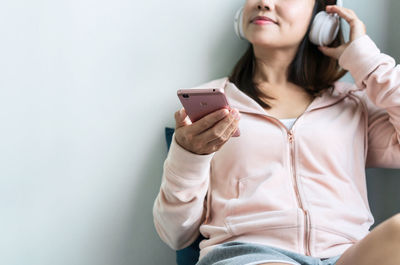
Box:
[153,35,400,260]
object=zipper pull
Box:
[288,130,294,143]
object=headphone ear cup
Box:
[234,7,246,40]
[309,11,340,46]
[309,12,324,45]
[321,14,340,45]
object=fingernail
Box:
[220,109,229,117]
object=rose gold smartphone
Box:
[177,88,240,137]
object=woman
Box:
[153,0,400,264]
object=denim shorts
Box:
[196,241,342,265]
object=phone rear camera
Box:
[183,94,189,98]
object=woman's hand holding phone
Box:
[174,107,240,155]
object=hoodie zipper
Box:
[258,113,312,256]
[288,127,311,256]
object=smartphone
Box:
[177,88,240,137]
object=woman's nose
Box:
[258,0,272,11]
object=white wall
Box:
[0,1,396,265]
[0,0,246,264]
[339,0,389,82]
[366,0,400,227]
[388,0,400,60]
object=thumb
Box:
[175,108,192,128]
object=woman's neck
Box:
[252,45,298,91]
[252,44,310,100]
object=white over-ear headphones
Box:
[234,0,343,46]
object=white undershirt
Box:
[279,118,297,130]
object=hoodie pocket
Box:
[229,169,297,214]
[223,167,299,236]
[225,208,302,236]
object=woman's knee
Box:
[386,213,400,242]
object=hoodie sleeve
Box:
[152,134,213,250]
[339,35,400,168]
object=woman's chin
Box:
[249,39,281,48]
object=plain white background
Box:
[0,0,398,264]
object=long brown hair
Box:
[228,0,347,109]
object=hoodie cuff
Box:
[338,35,381,88]
[165,133,215,182]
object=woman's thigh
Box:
[336,213,400,265]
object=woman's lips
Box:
[253,19,276,25]
[251,16,277,25]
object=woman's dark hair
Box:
[228,0,348,109]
